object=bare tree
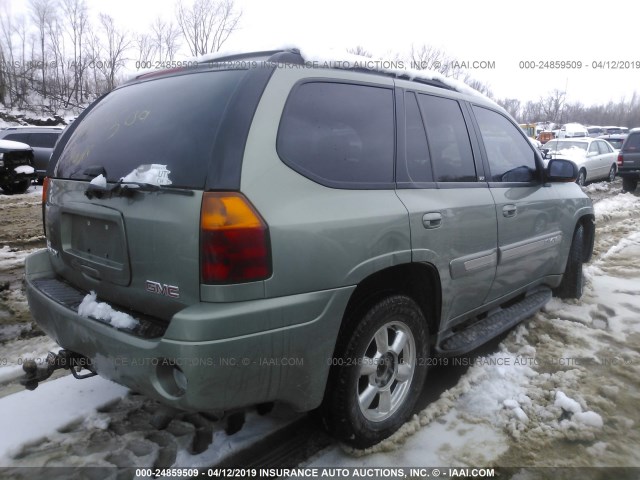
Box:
[347,45,372,58]
[150,17,181,63]
[98,13,131,93]
[176,0,241,56]
[135,33,155,65]
[29,0,55,98]
[462,74,493,98]
[540,89,567,124]
[60,0,89,103]
[409,44,462,78]
[498,98,522,120]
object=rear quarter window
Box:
[30,132,61,148]
[277,81,395,188]
[54,69,245,189]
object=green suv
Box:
[25,49,594,448]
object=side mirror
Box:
[546,159,578,182]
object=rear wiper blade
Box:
[85,181,193,199]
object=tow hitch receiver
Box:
[20,350,97,391]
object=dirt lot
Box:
[0,187,45,339]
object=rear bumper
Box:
[617,168,640,178]
[25,250,352,412]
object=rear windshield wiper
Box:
[85,180,193,199]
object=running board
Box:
[436,288,552,357]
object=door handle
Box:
[503,204,517,218]
[422,212,442,229]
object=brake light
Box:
[617,153,623,167]
[200,192,271,284]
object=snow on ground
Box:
[0,375,129,465]
[0,181,639,473]
[307,186,640,469]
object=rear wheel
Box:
[607,164,616,182]
[554,225,584,299]
[322,295,429,448]
[622,177,638,193]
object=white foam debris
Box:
[78,291,138,330]
[89,174,107,187]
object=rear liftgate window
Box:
[55,69,246,189]
[277,82,395,188]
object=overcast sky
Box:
[6,0,639,106]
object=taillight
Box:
[617,153,623,167]
[200,192,271,284]
[42,177,50,204]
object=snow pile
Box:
[584,181,610,194]
[89,174,107,188]
[456,351,536,428]
[78,292,138,330]
[0,375,128,465]
[296,46,489,100]
[0,246,36,270]
[594,192,640,221]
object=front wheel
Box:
[322,295,429,448]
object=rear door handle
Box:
[422,212,442,229]
[503,204,517,218]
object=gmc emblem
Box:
[145,280,180,298]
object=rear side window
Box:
[55,70,245,189]
[597,141,612,154]
[417,94,476,182]
[29,132,60,148]
[473,106,537,183]
[623,133,640,152]
[4,133,30,143]
[277,82,394,187]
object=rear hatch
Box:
[45,67,251,323]
[619,132,640,170]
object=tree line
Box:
[1,4,638,129]
[0,0,241,112]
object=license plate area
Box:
[60,204,131,286]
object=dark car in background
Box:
[617,128,640,192]
[0,126,64,183]
[598,134,628,152]
[0,139,36,194]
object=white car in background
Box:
[542,138,618,186]
[557,123,589,138]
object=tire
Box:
[554,225,584,299]
[576,169,586,187]
[0,180,30,195]
[607,164,616,182]
[321,295,429,448]
[622,177,638,193]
